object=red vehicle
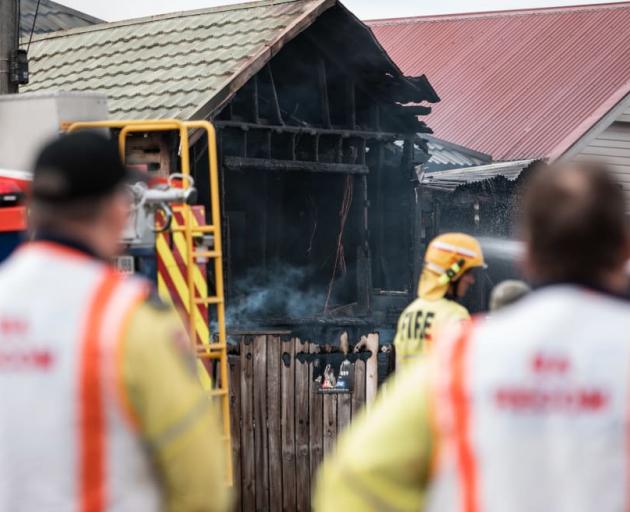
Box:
[0,169,30,262]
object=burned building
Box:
[212,10,438,337]
[23,0,438,343]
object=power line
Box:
[26,0,42,53]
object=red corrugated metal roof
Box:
[369,3,630,160]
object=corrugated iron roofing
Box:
[424,135,491,172]
[20,0,101,36]
[369,3,630,161]
[23,0,333,120]
[421,159,535,192]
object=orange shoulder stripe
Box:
[450,322,479,512]
[79,270,120,512]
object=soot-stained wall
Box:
[191,5,437,338]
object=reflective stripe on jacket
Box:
[428,285,630,512]
[0,242,161,511]
[315,285,630,511]
[394,296,469,368]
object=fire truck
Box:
[0,92,232,483]
[0,168,29,261]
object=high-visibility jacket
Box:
[0,241,230,512]
[394,296,469,368]
[315,285,630,512]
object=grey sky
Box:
[59,0,627,22]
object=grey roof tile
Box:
[23,0,329,119]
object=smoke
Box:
[224,263,326,328]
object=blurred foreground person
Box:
[0,133,230,512]
[394,233,485,367]
[314,161,630,512]
[489,279,530,311]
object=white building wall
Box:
[577,121,630,210]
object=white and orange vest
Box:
[428,285,630,512]
[0,242,161,511]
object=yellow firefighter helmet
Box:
[419,233,486,300]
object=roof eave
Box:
[550,80,630,161]
[188,0,337,121]
[336,2,439,104]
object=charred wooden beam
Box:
[396,104,432,116]
[318,58,332,128]
[215,120,424,144]
[372,104,381,132]
[224,156,369,175]
[376,143,385,284]
[359,139,367,165]
[265,64,284,125]
[347,80,356,129]
[356,162,372,319]
[216,129,231,299]
[357,248,372,314]
[402,139,416,292]
[253,75,261,124]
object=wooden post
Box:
[307,342,323,507]
[228,354,242,511]
[252,74,261,124]
[281,338,297,511]
[295,338,312,512]
[253,335,269,511]
[267,336,283,511]
[365,333,379,407]
[318,57,332,128]
[352,358,367,417]
[337,389,352,433]
[0,0,17,94]
[347,79,356,129]
[240,337,256,510]
[337,336,352,434]
[323,393,337,455]
[265,63,284,125]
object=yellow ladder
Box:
[66,119,233,485]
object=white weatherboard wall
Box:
[578,121,630,210]
[620,103,630,123]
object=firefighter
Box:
[394,232,485,367]
[0,132,230,512]
[314,161,630,511]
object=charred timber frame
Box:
[208,16,435,316]
[215,121,422,144]
[215,120,421,175]
[224,157,368,175]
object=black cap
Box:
[32,131,133,203]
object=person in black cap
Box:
[0,132,231,512]
[29,130,136,258]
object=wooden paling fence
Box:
[228,333,379,512]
